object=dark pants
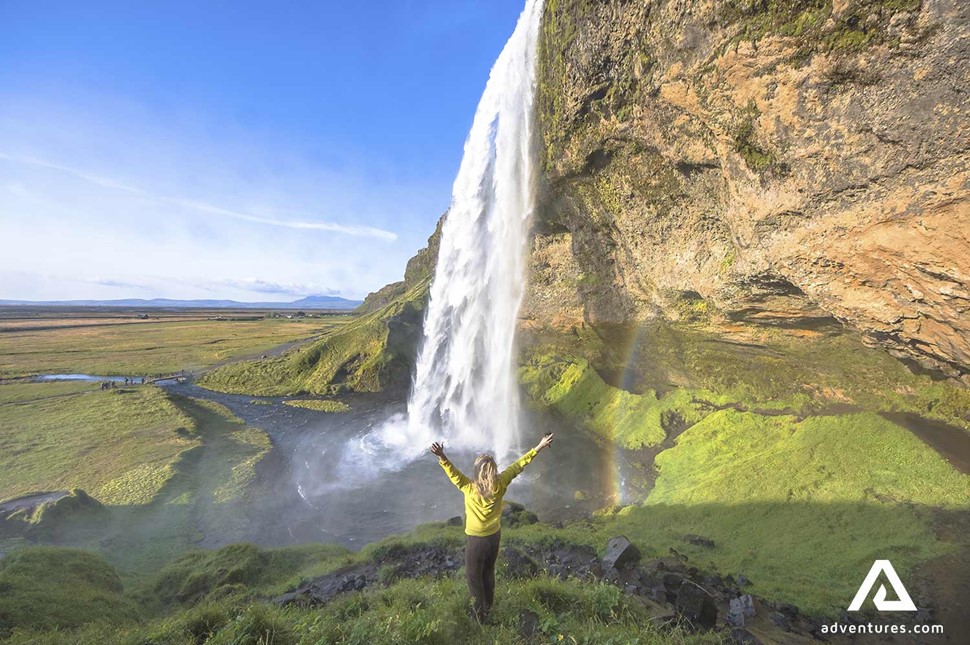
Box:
[465,531,501,621]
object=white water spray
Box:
[353,0,544,469]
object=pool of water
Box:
[35,373,130,382]
[160,381,641,550]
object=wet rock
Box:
[446,516,463,527]
[603,536,641,571]
[673,581,718,631]
[727,594,756,627]
[684,534,715,549]
[737,574,751,587]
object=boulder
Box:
[502,546,540,579]
[684,534,715,549]
[518,610,540,639]
[446,516,463,527]
[727,594,756,627]
[603,536,641,571]
[674,581,718,630]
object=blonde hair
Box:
[474,454,499,500]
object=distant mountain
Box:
[0,295,362,310]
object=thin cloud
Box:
[0,152,398,241]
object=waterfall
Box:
[354,0,543,468]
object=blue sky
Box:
[0,0,527,301]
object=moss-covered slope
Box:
[200,219,443,396]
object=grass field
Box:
[0,314,350,378]
[1,539,721,645]
[0,382,198,505]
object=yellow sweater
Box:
[438,449,538,537]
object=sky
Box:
[0,0,528,301]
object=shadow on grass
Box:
[584,500,970,620]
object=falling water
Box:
[405,0,543,459]
[344,0,544,471]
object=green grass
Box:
[282,399,351,413]
[0,380,98,403]
[594,409,970,615]
[649,410,969,508]
[0,547,142,637]
[2,545,721,645]
[0,317,343,378]
[0,383,198,505]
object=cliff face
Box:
[528,0,969,380]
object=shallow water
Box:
[161,381,635,550]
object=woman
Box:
[430,433,554,622]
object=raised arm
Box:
[499,433,554,487]
[431,442,471,491]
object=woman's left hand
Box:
[430,442,446,458]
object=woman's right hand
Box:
[536,432,554,452]
[430,442,446,458]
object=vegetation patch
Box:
[0,547,141,637]
[282,399,351,413]
[520,353,706,449]
[201,279,430,396]
[0,317,341,378]
[721,0,923,62]
[598,409,969,615]
[0,383,198,505]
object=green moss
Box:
[721,0,924,65]
[732,100,777,172]
[282,399,351,413]
[521,354,706,449]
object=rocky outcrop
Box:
[530,0,970,379]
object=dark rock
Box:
[446,516,463,527]
[543,543,602,581]
[737,574,750,587]
[603,536,641,570]
[730,628,766,644]
[668,546,688,561]
[673,581,718,631]
[727,594,756,627]
[502,546,540,579]
[684,534,716,549]
[770,600,798,619]
[769,611,792,632]
[518,610,541,639]
[275,590,310,607]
